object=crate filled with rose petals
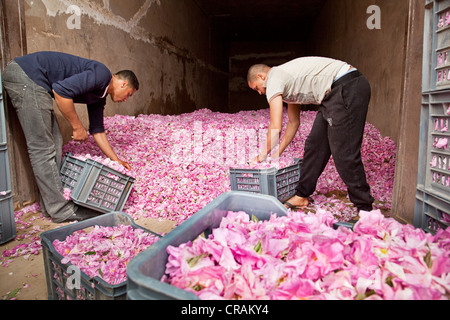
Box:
[60,153,135,213]
[229,158,302,203]
[129,191,450,300]
[127,191,288,300]
[40,212,161,300]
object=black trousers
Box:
[295,70,374,212]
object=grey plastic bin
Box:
[415,188,450,233]
[417,91,450,198]
[0,85,6,145]
[424,0,450,91]
[415,90,450,233]
[0,191,16,245]
[40,212,161,300]
[60,153,89,190]
[126,191,288,300]
[0,73,15,245]
[417,1,450,233]
[229,158,302,203]
[0,144,11,193]
[60,153,135,214]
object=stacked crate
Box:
[415,0,450,233]
[0,74,16,244]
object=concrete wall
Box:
[228,41,306,113]
[309,0,424,224]
[23,0,228,141]
[309,0,409,143]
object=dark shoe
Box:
[357,206,373,213]
[63,207,100,222]
[333,221,355,230]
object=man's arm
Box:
[272,103,301,158]
[54,90,131,170]
[256,95,284,162]
[256,99,301,162]
[53,90,89,141]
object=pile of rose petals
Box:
[163,209,450,300]
[53,225,159,285]
[62,108,397,225]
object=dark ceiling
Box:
[193,0,328,41]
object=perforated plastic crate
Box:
[416,91,450,232]
[0,191,16,245]
[415,188,450,233]
[40,212,161,300]
[418,1,450,233]
[0,74,14,245]
[229,159,302,203]
[0,144,11,193]
[418,91,450,199]
[60,153,88,190]
[0,84,6,145]
[60,153,135,213]
[423,0,450,91]
[127,191,288,300]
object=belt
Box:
[332,69,362,89]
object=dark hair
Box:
[115,70,140,90]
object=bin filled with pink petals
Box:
[127,192,450,300]
[41,212,160,300]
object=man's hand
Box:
[250,154,267,163]
[92,132,131,170]
[72,126,89,142]
[269,151,280,160]
[118,159,131,171]
[53,90,89,142]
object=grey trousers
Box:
[2,61,76,222]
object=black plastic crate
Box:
[40,212,161,300]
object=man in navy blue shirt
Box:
[2,51,139,223]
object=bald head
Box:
[247,64,271,83]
